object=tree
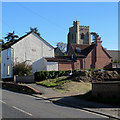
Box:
[57,42,66,53]
[30,27,40,37]
[91,32,99,39]
[4,31,19,42]
[0,39,3,43]
[2,31,19,50]
[91,32,99,43]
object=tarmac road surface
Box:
[1,89,108,119]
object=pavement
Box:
[27,83,120,120]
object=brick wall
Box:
[94,39,111,69]
[84,52,92,69]
[58,60,81,71]
[73,59,80,70]
[58,62,73,71]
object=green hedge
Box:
[34,70,76,82]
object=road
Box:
[1,89,108,119]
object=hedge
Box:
[34,70,76,82]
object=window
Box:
[72,34,74,40]
[81,33,84,39]
[7,65,10,76]
[76,47,81,53]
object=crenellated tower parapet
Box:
[80,26,89,29]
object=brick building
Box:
[46,36,112,71]
[68,37,112,70]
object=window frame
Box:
[7,64,10,76]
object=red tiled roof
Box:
[70,43,95,57]
[45,57,73,62]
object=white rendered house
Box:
[1,32,58,79]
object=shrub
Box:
[13,62,32,76]
[34,70,75,82]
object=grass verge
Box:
[74,91,120,106]
[36,78,71,87]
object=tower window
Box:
[72,34,74,40]
[81,33,84,39]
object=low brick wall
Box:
[14,75,34,83]
[92,81,120,98]
[2,82,40,94]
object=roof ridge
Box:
[107,50,120,52]
[2,31,54,50]
[36,33,54,49]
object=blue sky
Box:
[1,2,118,50]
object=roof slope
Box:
[45,56,73,62]
[2,31,54,50]
[102,47,112,59]
[70,43,112,59]
[71,43,95,57]
[106,50,120,60]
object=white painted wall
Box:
[1,48,13,79]
[1,32,55,79]
[32,58,58,73]
[32,58,47,73]
[47,62,58,71]
[12,33,54,64]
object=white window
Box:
[7,65,10,76]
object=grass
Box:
[74,91,120,106]
[36,76,92,96]
[54,81,91,94]
[36,78,71,87]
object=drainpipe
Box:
[84,58,85,70]
[11,47,14,79]
[11,47,14,67]
[72,54,74,72]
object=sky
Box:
[1,1,119,50]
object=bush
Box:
[34,70,75,82]
[112,58,120,63]
[13,62,32,76]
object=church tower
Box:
[67,20,91,51]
